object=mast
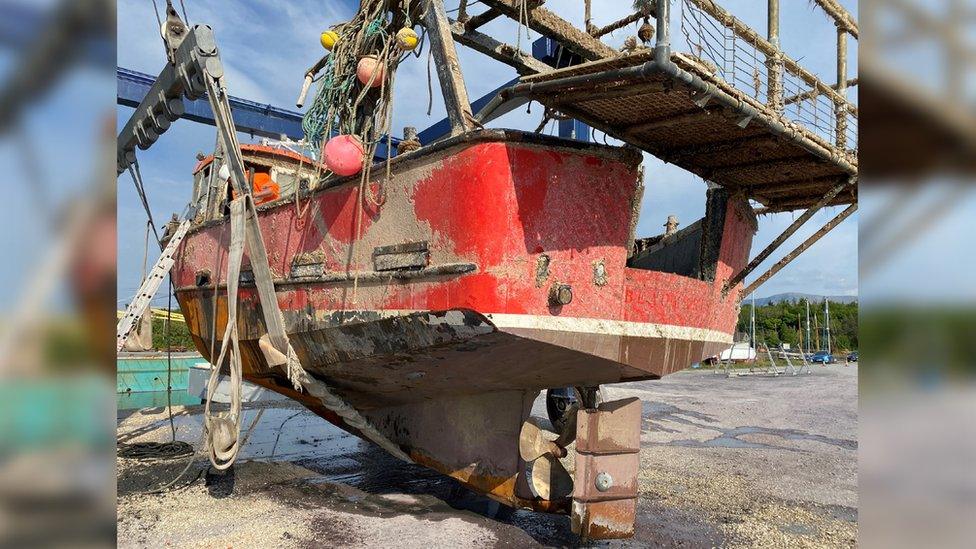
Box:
[750,296,756,349]
[805,300,811,353]
[814,312,821,350]
[824,298,831,353]
[797,312,802,349]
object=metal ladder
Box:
[116,219,191,352]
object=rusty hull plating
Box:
[171,130,756,537]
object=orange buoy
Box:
[324,135,365,176]
[356,55,386,87]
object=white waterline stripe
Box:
[485,313,733,344]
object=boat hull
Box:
[171,130,755,519]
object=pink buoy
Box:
[356,55,386,88]
[324,135,365,176]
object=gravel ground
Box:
[117,363,857,548]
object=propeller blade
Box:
[519,417,553,461]
[530,454,574,501]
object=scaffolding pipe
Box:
[655,0,671,56]
[740,203,858,298]
[811,0,859,38]
[835,27,848,149]
[589,10,650,39]
[784,78,857,106]
[767,0,783,112]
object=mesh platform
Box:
[521,52,858,210]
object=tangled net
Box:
[302,0,423,172]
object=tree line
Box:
[736,299,858,352]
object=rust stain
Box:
[410,451,570,514]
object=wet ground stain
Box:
[641,401,857,452]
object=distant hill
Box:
[751,293,858,306]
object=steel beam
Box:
[740,203,857,298]
[422,0,475,136]
[723,182,850,293]
[118,68,303,140]
[479,0,617,61]
[118,67,399,159]
[450,22,552,75]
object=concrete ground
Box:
[117,364,857,548]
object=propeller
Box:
[518,415,576,500]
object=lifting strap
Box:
[204,195,411,470]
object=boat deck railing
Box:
[679,0,858,157]
[467,0,858,210]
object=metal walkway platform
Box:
[508,51,857,211]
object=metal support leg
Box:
[741,202,857,298]
[572,397,642,540]
[724,182,849,294]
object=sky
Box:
[115,0,860,307]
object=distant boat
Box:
[718,342,757,363]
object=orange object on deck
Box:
[252,172,280,205]
[232,171,280,205]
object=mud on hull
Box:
[172,130,755,537]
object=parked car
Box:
[810,350,834,364]
[846,352,858,363]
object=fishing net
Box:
[302,0,423,172]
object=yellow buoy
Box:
[395,27,419,51]
[320,30,339,50]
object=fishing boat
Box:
[118,0,857,539]
[170,129,754,527]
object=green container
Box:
[116,352,203,393]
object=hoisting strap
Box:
[204,195,411,470]
[204,196,245,470]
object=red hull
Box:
[171,131,755,511]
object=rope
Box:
[127,160,161,243]
[302,0,415,172]
[150,0,166,49]
[118,440,194,460]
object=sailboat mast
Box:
[814,312,820,349]
[824,298,831,353]
[750,296,756,348]
[806,300,811,353]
